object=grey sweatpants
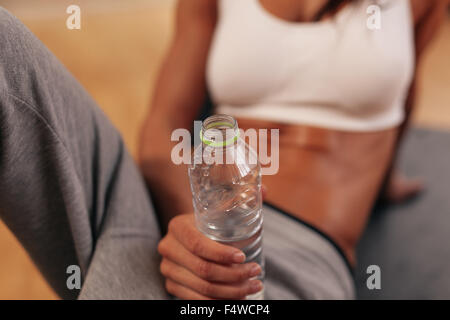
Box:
[0,8,354,300]
[0,8,167,299]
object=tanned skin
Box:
[139,0,449,300]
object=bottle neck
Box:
[200,115,239,148]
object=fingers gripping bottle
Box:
[188,114,264,300]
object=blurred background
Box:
[0,0,448,299]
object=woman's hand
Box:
[158,213,263,300]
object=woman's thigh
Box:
[262,204,355,300]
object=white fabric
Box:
[207,0,415,132]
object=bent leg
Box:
[0,7,167,299]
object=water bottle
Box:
[188,114,264,300]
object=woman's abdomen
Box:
[236,117,399,263]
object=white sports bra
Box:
[207,0,415,131]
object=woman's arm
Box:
[404,0,448,121]
[382,0,449,202]
[412,0,449,57]
[138,0,217,231]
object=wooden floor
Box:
[0,1,449,299]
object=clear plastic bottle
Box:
[188,114,264,300]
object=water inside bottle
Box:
[189,115,264,299]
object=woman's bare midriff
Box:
[236,117,399,266]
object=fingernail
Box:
[250,280,263,293]
[249,264,262,277]
[232,252,246,263]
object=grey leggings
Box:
[0,7,168,299]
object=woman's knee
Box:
[0,7,39,91]
[0,7,62,112]
[0,7,29,50]
[0,7,53,73]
